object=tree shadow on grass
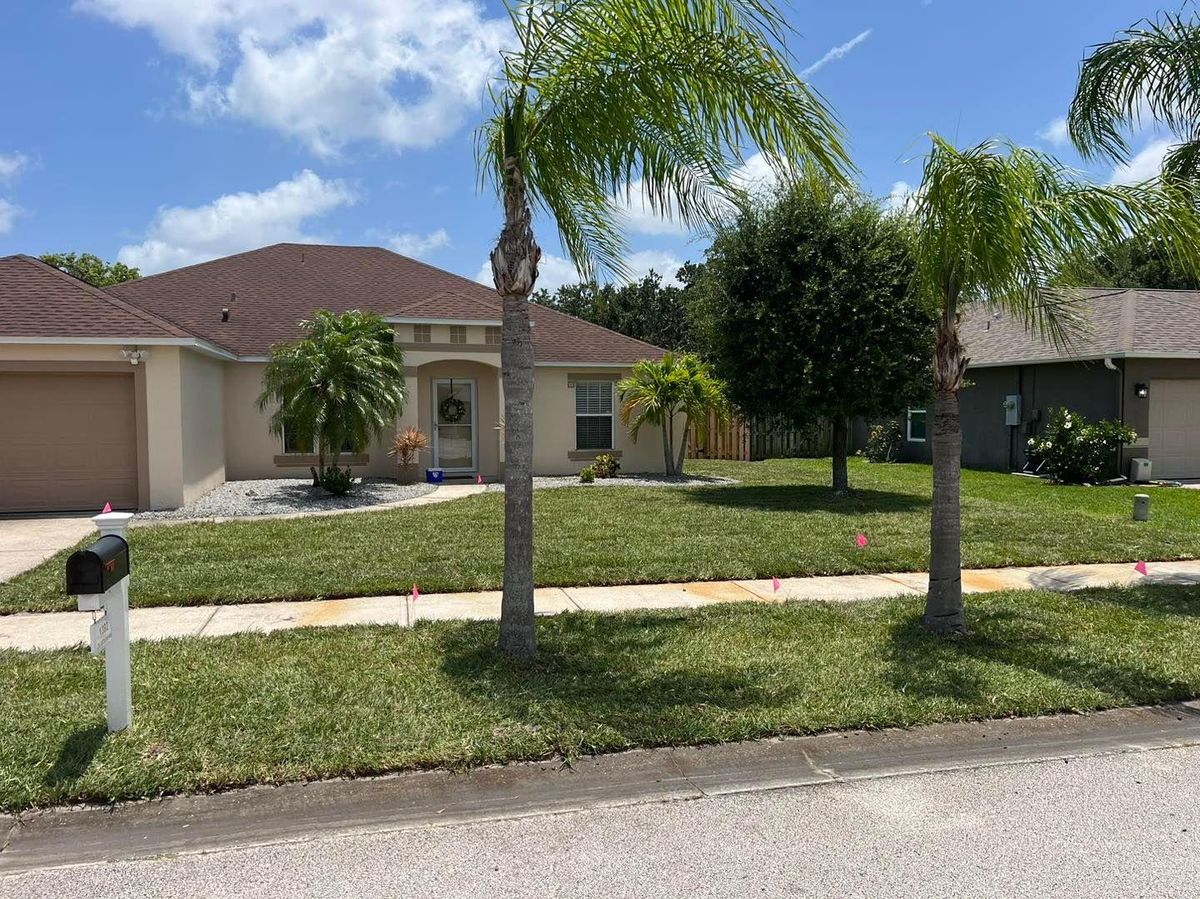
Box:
[1034,581,1200,619]
[884,603,1197,710]
[436,612,781,732]
[685,484,925,514]
[43,724,107,786]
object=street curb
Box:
[3,700,1199,875]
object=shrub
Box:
[592,453,620,478]
[318,465,355,495]
[864,420,904,463]
[389,426,430,467]
[1027,408,1137,484]
[579,466,596,483]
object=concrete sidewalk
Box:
[3,559,1199,653]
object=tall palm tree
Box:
[1069,9,1200,182]
[477,0,851,659]
[910,134,1200,635]
[258,310,406,484]
[618,352,728,475]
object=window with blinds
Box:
[450,325,468,344]
[485,326,502,345]
[413,324,432,343]
[575,381,614,450]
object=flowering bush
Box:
[1027,408,1136,484]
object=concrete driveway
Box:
[0,516,95,583]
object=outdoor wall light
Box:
[1134,382,1150,399]
[121,346,150,366]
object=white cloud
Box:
[1036,116,1070,148]
[117,170,355,273]
[613,179,689,236]
[801,29,872,78]
[78,0,509,157]
[1109,138,1173,185]
[884,180,916,213]
[385,228,450,259]
[0,199,18,235]
[0,152,28,180]
[474,249,683,294]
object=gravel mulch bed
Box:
[136,478,437,522]
[484,474,737,492]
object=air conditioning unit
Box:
[1129,458,1152,483]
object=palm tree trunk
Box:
[661,417,674,475]
[924,307,969,635]
[491,156,541,660]
[674,418,689,477]
[831,416,849,494]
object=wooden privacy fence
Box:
[686,413,833,461]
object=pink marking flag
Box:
[477,474,484,485]
[412,583,421,601]
[1134,561,1148,576]
[772,576,781,592]
[855,533,868,549]
[101,502,112,514]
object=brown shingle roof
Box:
[961,288,1200,367]
[107,243,665,363]
[0,255,193,340]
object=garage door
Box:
[1149,379,1200,480]
[0,372,139,513]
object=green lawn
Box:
[2,583,1198,812]
[3,458,1199,614]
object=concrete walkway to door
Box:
[0,517,96,584]
[3,558,1199,653]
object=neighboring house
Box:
[0,245,667,513]
[858,288,1200,479]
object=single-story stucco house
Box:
[858,288,1200,479]
[0,244,668,513]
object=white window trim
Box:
[907,408,928,443]
[575,380,615,451]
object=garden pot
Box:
[397,463,419,485]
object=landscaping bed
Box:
[3,458,1199,614]
[135,478,436,522]
[2,582,1198,812]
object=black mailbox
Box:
[66,535,130,595]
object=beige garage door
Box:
[1149,379,1200,480]
[0,372,139,513]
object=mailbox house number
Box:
[90,614,112,656]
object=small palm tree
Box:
[258,310,406,490]
[619,353,727,475]
[1069,10,1200,181]
[910,134,1200,635]
[477,0,851,659]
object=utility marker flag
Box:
[1135,561,1148,576]
[101,502,112,514]
[477,474,484,485]
[412,583,421,600]
[855,533,868,548]
[772,576,781,592]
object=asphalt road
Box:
[6,746,1198,899]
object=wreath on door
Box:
[439,394,467,423]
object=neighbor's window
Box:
[450,325,468,344]
[281,422,354,455]
[413,324,432,343]
[485,326,502,345]
[907,408,928,443]
[575,381,614,450]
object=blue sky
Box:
[0,1,1171,290]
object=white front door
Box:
[1150,379,1200,479]
[432,379,477,472]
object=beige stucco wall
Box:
[179,350,226,503]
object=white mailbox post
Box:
[67,511,134,733]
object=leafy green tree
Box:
[908,134,1200,636]
[618,352,728,475]
[694,180,933,493]
[40,252,140,287]
[476,0,850,659]
[1069,9,1200,182]
[258,311,406,491]
[1056,234,1200,290]
[532,270,698,350]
